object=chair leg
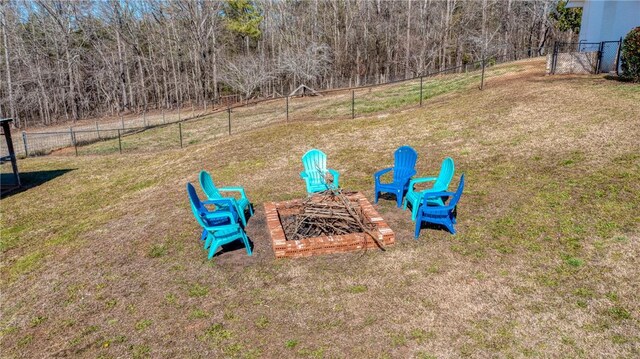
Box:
[204,233,213,249]
[374,189,379,204]
[396,191,403,208]
[249,203,254,216]
[411,202,419,221]
[242,232,252,256]
[237,204,247,226]
[207,242,220,260]
[444,221,456,235]
[414,219,422,239]
[200,229,207,242]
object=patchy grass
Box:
[74,61,520,156]
[1,59,639,357]
[187,284,209,298]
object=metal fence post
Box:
[162,108,166,124]
[286,96,289,121]
[121,114,125,129]
[118,129,122,154]
[551,41,558,75]
[143,110,147,127]
[419,77,424,107]
[351,90,355,119]
[72,129,78,156]
[480,58,486,90]
[96,121,100,140]
[596,41,604,74]
[615,37,622,76]
[22,131,28,157]
[179,122,183,148]
[178,104,181,122]
[227,107,231,135]
[69,127,74,146]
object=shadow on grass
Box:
[376,192,404,207]
[1,169,75,199]
[211,237,255,259]
[603,74,636,83]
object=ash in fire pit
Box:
[265,191,395,258]
[280,190,378,242]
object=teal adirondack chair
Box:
[414,174,465,238]
[300,149,340,194]
[187,183,252,260]
[199,170,253,226]
[403,157,455,221]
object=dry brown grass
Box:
[1,60,639,358]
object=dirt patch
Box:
[2,60,639,358]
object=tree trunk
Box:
[405,0,412,78]
[1,9,16,124]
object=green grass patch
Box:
[348,284,368,294]
[148,244,167,258]
[188,284,209,297]
[201,323,233,344]
[134,319,152,331]
[9,251,45,281]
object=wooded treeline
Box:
[0,0,580,127]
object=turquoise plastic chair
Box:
[374,146,418,207]
[199,170,253,226]
[403,157,455,221]
[415,174,464,238]
[187,183,252,260]
[300,149,340,194]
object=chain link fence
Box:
[548,40,622,75]
[2,49,549,158]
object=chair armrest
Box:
[422,191,455,198]
[410,177,437,186]
[408,177,437,193]
[328,169,340,184]
[300,171,308,179]
[202,211,234,222]
[200,211,236,227]
[219,186,247,198]
[203,223,239,232]
[374,167,392,180]
[203,198,236,208]
[420,191,455,206]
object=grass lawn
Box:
[72,61,517,157]
[1,59,639,358]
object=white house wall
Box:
[579,0,640,43]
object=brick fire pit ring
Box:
[265,192,395,258]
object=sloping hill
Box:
[1,60,639,358]
[66,60,527,156]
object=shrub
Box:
[621,26,640,82]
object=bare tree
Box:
[220,54,275,100]
[0,0,575,127]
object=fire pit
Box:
[265,191,395,258]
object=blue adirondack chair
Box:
[414,174,465,238]
[373,146,418,207]
[403,157,455,221]
[199,170,253,227]
[300,149,340,194]
[187,183,252,260]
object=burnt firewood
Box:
[280,188,384,250]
